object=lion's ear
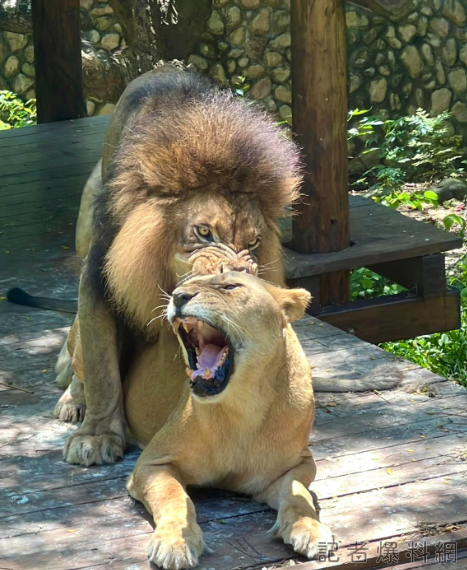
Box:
[269,286,312,323]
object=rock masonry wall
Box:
[1,0,467,138]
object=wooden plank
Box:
[0,133,105,161]
[32,0,85,124]
[285,199,463,280]
[2,472,467,570]
[0,116,109,141]
[0,161,97,188]
[0,175,87,201]
[319,288,461,343]
[299,530,467,570]
[0,126,106,150]
[368,254,447,298]
[290,0,350,304]
[0,143,103,176]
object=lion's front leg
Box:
[62,265,126,466]
[254,456,333,559]
[128,459,203,570]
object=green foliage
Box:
[382,259,467,387]
[443,213,467,238]
[0,90,37,130]
[374,189,439,210]
[350,268,405,300]
[348,108,465,194]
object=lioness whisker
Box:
[216,312,248,339]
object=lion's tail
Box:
[7,287,78,314]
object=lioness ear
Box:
[268,286,312,323]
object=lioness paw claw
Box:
[147,526,203,570]
[63,433,124,466]
[279,518,333,560]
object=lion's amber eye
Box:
[194,225,213,241]
[248,237,260,249]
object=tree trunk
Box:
[32,0,86,122]
[2,0,211,103]
[107,0,211,84]
[290,0,351,305]
[350,0,414,20]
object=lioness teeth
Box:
[186,367,195,378]
[203,368,212,379]
[195,347,200,356]
[183,323,190,333]
[173,321,181,334]
[198,321,204,331]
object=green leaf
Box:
[424,190,438,201]
[361,276,373,289]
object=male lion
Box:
[61,64,302,466]
[68,270,333,569]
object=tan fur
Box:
[70,272,333,569]
[75,159,102,258]
[57,68,302,447]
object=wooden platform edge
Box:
[317,288,461,343]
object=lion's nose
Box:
[172,291,198,308]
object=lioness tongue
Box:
[191,344,227,380]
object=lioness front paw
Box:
[63,415,126,466]
[147,522,204,570]
[277,517,333,559]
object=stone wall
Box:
[188,0,467,139]
[1,0,467,133]
[0,0,124,115]
[0,32,35,100]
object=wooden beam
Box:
[32,0,85,123]
[367,254,447,298]
[290,0,350,304]
[286,276,322,315]
[318,288,460,344]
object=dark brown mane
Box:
[107,78,302,224]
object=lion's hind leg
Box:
[55,341,73,389]
[253,456,333,560]
[54,319,87,423]
[54,374,86,423]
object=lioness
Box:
[68,270,332,569]
[61,64,302,466]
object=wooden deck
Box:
[1,118,467,570]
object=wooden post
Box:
[290,0,350,305]
[32,0,85,123]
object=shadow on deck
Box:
[0,118,467,570]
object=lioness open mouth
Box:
[172,317,233,397]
